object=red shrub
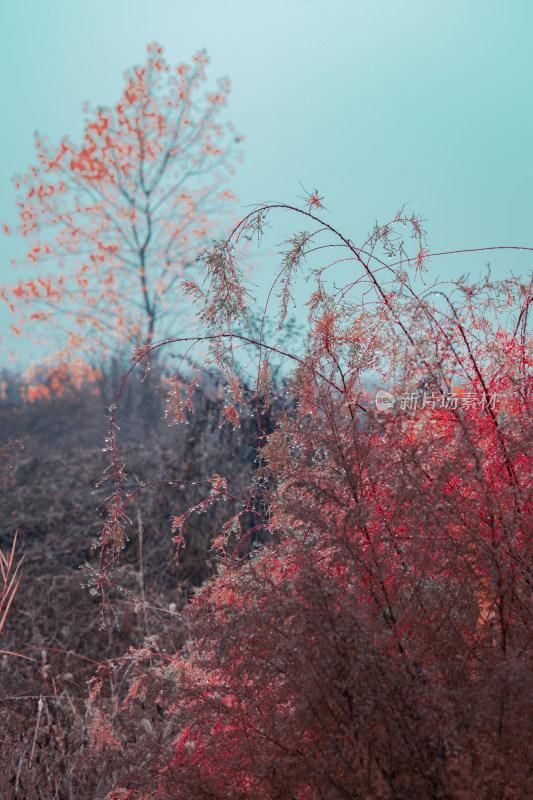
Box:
[89,198,533,799]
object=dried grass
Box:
[0,365,270,797]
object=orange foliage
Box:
[3,42,243,398]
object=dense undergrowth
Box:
[0,361,270,798]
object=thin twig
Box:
[137,508,149,638]
[28,696,44,768]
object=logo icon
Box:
[375,389,395,412]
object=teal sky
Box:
[1,0,532,371]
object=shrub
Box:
[88,195,533,798]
